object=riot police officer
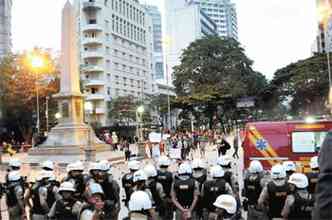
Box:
[46,173,61,210]
[48,181,82,220]
[79,183,106,220]
[258,164,289,220]
[281,173,314,220]
[30,170,53,220]
[6,159,21,183]
[63,161,86,201]
[210,194,238,220]
[217,155,235,189]
[41,160,55,172]
[5,171,26,220]
[128,190,157,220]
[98,161,121,220]
[307,156,319,194]
[144,164,166,218]
[122,160,141,206]
[202,165,233,220]
[243,160,266,220]
[171,162,199,220]
[156,155,174,220]
[192,159,207,220]
[283,161,296,180]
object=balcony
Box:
[83,1,103,11]
[83,50,104,59]
[83,65,104,73]
[86,94,105,101]
[85,79,105,87]
[82,23,103,32]
[82,37,103,46]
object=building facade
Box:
[144,5,164,80]
[0,0,12,58]
[76,0,154,126]
[165,0,217,82]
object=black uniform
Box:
[288,192,314,220]
[49,199,79,220]
[203,179,227,212]
[31,183,49,215]
[63,176,87,201]
[122,173,135,206]
[306,172,319,195]
[267,181,289,218]
[173,178,196,208]
[194,171,207,218]
[100,178,120,218]
[243,173,263,206]
[157,170,173,220]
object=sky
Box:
[12,0,318,79]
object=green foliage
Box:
[270,54,329,116]
[0,50,59,142]
[173,36,268,127]
[108,95,151,125]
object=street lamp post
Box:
[45,96,49,133]
[136,105,144,142]
[84,101,96,162]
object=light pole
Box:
[30,54,45,134]
[84,101,96,162]
[136,105,144,142]
[45,96,49,133]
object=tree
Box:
[269,54,329,116]
[173,36,268,128]
[108,95,152,126]
[0,49,59,142]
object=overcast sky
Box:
[12,0,318,79]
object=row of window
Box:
[113,48,146,65]
[113,62,148,77]
[110,0,145,26]
[113,35,147,55]
[112,14,146,44]
[115,88,143,97]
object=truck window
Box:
[291,131,327,153]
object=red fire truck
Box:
[242,120,332,172]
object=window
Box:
[107,87,111,95]
[292,131,328,153]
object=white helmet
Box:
[86,183,104,197]
[36,170,53,181]
[58,181,75,192]
[66,161,84,173]
[271,164,286,179]
[89,162,103,172]
[9,158,21,168]
[213,194,237,214]
[158,156,171,167]
[210,165,225,178]
[8,171,21,182]
[248,160,263,173]
[49,173,56,182]
[128,160,141,171]
[217,155,232,167]
[133,170,147,182]
[41,160,54,171]
[192,159,207,169]
[99,160,111,172]
[283,161,296,172]
[144,164,157,178]
[178,162,192,175]
[129,191,152,212]
[310,156,319,169]
[288,173,309,189]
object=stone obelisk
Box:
[28,1,107,163]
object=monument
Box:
[28,1,108,164]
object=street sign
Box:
[237,97,255,108]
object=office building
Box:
[165,0,217,82]
[76,0,154,126]
[145,5,164,80]
[188,0,238,40]
[0,0,12,58]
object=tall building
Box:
[76,0,154,126]
[144,5,164,80]
[0,0,12,58]
[189,0,238,40]
[165,0,217,82]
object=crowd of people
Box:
[0,149,322,220]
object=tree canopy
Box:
[173,36,268,128]
[0,49,59,142]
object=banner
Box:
[169,148,181,159]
